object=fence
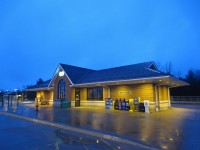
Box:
[171,96,200,102]
[171,96,200,104]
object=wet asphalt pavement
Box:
[0,114,137,150]
[1,100,200,150]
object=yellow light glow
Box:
[161,145,168,149]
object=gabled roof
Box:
[26,79,51,90]
[77,61,166,84]
[60,64,95,84]
[27,61,188,90]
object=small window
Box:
[87,87,103,100]
[149,64,157,71]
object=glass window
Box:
[58,79,66,99]
[87,87,103,100]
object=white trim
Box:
[48,64,60,87]
[59,65,73,85]
[26,87,53,91]
[71,76,170,87]
[146,62,160,73]
[148,62,158,69]
[159,100,170,103]
[169,76,189,86]
[146,68,161,73]
[48,64,73,87]
[80,100,105,107]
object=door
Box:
[75,88,80,107]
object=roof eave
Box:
[26,87,53,91]
[70,76,171,87]
[168,76,189,88]
[48,64,74,87]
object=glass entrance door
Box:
[75,88,80,107]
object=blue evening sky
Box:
[0,0,200,91]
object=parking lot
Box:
[1,101,200,150]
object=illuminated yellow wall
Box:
[81,88,87,100]
[158,85,169,101]
[103,87,109,99]
[70,84,155,102]
[36,90,53,100]
[70,87,109,101]
[110,84,155,102]
[35,84,169,102]
[71,88,75,101]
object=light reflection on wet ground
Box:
[0,114,134,150]
[1,100,200,150]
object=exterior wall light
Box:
[59,71,64,77]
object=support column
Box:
[107,86,111,98]
[168,87,171,108]
[155,85,159,112]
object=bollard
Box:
[35,102,39,111]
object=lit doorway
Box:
[75,88,80,107]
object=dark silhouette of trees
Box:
[36,78,44,85]
[156,62,200,96]
[170,69,200,96]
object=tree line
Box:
[170,70,200,96]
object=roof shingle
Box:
[27,79,51,89]
[60,61,167,84]
[27,61,168,89]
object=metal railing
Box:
[171,96,200,102]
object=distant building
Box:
[26,61,188,112]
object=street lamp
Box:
[14,89,18,102]
[0,91,3,104]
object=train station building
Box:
[26,61,188,112]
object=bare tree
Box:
[165,62,172,75]
[155,61,173,75]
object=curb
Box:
[0,112,160,150]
